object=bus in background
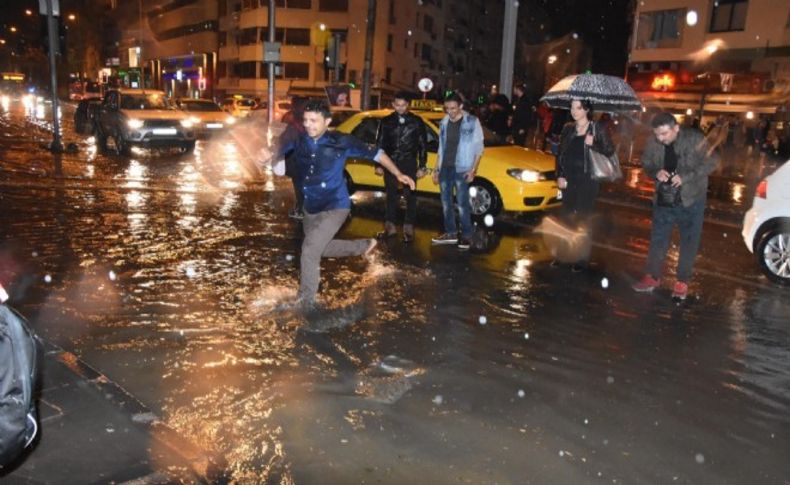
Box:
[0,72,26,97]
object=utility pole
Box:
[42,0,63,155]
[361,0,376,110]
[499,0,518,101]
[264,0,279,126]
[139,0,145,89]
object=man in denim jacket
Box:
[276,100,415,306]
[430,93,485,250]
[633,112,718,300]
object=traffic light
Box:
[324,35,339,69]
[39,14,67,58]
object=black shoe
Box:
[457,238,471,250]
[402,232,413,243]
[377,222,397,239]
[571,264,585,273]
[550,259,561,267]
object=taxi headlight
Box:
[507,168,543,183]
[180,118,195,128]
[226,116,236,125]
[127,118,144,129]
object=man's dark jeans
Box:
[384,160,417,225]
[439,166,473,238]
[644,197,706,282]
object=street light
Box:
[25,9,33,16]
[10,26,17,33]
[67,14,76,21]
[547,55,557,64]
[686,10,698,26]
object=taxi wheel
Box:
[755,224,790,286]
[180,141,196,153]
[469,179,502,219]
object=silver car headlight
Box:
[507,168,543,183]
[127,118,144,129]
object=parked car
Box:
[249,98,292,122]
[221,96,256,118]
[336,105,561,219]
[175,98,236,137]
[742,160,790,285]
[94,89,197,155]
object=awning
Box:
[639,91,782,114]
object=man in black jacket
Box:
[375,92,428,242]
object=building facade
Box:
[627,0,790,125]
[111,0,508,105]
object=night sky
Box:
[519,0,633,75]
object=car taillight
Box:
[756,179,767,199]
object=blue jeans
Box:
[439,166,473,238]
[644,197,706,282]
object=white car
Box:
[742,160,790,285]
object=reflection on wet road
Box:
[1,103,789,483]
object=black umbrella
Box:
[540,74,642,112]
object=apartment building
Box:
[112,0,506,104]
[627,0,790,123]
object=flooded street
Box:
[2,101,789,483]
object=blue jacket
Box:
[281,131,382,214]
[436,111,484,172]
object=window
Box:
[240,27,258,45]
[385,67,392,82]
[260,27,285,43]
[387,34,393,52]
[281,62,309,79]
[424,15,434,35]
[389,0,396,24]
[286,28,310,45]
[710,0,748,32]
[351,118,380,145]
[404,38,409,49]
[421,44,432,62]
[234,61,257,78]
[635,9,683,49]
[219,31,227,48]
[319,0,347,11]
[242,0,257,10]
[276,0,311,7]
[413,42,418,57]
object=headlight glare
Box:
[507,168,543,183]
[127,118,144,129]
[180,119,194,128]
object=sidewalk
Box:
[1,339,227,485]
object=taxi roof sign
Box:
[409,99,442,111]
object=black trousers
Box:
[561,175,599,222]
[384,159,418,225]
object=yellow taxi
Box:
[336,100,561,219]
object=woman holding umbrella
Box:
[554,99,615,271]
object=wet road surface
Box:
[2,100,789,483]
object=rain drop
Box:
[108,270,117,281]
[517,389,525,398]
[479,316,487,325]
[601,277,609,289]
[432,395,443,405]
[483,214,494,227]
[606,376,615,384]
[584,419,589,425]
[44,274,52,283]
[286,254,295,261]
[524,332,530,339]
[186,267,196,278]
[32,251,38,258]
[321,182,327,188]
[695,453,705,464]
